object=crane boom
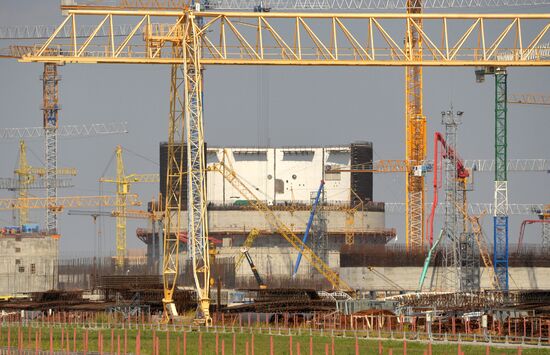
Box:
[76,0,550,9]
[332,158,550,173]
[293,180,324,277]
[386,202,546,215]
[508,93,550,105]
[18,11,550,67]
[0,122,128,140]
[210,160,354,293]
[0,194,140,210]
[0,178,73,190]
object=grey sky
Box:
[0,1,549,258]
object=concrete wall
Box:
[217,246,339,278]
[340,266,550,291]
[179,210,386,234]
[205,146,352,204]
[0,235,58,295]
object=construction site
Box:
[0,0,549,353]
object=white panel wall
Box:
[206,146,352,205]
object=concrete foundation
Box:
[341,266,550,291]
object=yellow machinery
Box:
[17,6,550,324]
[0,194,140,211]
[241,247,268,289]
[234,228,260,270]
[13,140,77,226]
[344,190,365,245]
[100,146,159,270]
[405,0,427,253]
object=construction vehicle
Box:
[241,247,267,289]
[235,228,260,270]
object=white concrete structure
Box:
[0,235,58,295]
[205,146,358,205]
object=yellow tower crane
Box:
[99,145,159,271]
[405,0,427,252]
[13,140,77,227]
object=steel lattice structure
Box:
[80,0,550,9]
[493,70,509,291]
[385,202,545,215]
[100,146,159,271]
[0,194,140,210]
[41,63,60,235]
[0,122,128,139]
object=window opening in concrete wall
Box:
[275,179,284,194]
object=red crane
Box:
[426,132,470,246]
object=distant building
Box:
[0,234,58,295]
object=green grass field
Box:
[0,325,548,354]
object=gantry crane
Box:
[18,3,550,324]
[100,145,159,271]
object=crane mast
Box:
[405,0,426,252]
[16,140,31,226]
[161,18,211,325]
[42,63,60,236]
[100,146,160,272]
